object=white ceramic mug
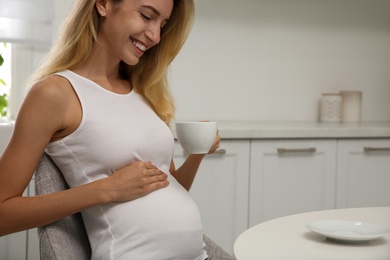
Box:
[175,121,217,154]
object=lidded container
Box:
[340,91,362,123]
[320,93,342,122]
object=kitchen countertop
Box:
[3,119,390,139]
[214,121,390,139]
[0,119,15,153]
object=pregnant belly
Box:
[110,175,202,232]
[85,175,205,259]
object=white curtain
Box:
[0,0,54,46]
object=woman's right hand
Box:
[99,161,169,203]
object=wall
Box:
[170,0,390,122]
[8,0,390,122]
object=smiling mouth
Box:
[132,39,146,52]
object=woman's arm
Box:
[170,132,220,191]
[0,78,94,235]
[0,77,168,236]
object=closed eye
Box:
[141,13,151,21]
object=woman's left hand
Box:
[208,130,221,154]
[170,130,221,191]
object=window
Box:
[0,0,54,119]
[0,42,11,117]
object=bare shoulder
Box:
[17,74,81,142]
[24,74,80,122]
[27,74,74,102]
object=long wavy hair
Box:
[29,0,194,124]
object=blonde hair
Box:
[30,0,195,124]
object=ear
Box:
[96,0,108,17]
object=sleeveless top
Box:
[45,70,207,260]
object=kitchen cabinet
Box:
[337,139,390,208]
[249,140,337,226]
[27,228,39,260]
[26,181,40,260]
[0,231,27,260]
[173,140,250,255]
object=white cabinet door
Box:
[249,140,337,226]
[0,231,26,260]
[173,140,250,255]
[27,228,40,260]
[27,181,40,260]
[337,139,390,208]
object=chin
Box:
[124,57,141,66]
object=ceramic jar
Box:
[320,93,342,122]
[340,91,362,123]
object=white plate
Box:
[307,220,390,242]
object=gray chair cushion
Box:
[203,234,234,260]
[34,153,91,260]
[34,153,233,260]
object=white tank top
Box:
[45,70,207,260]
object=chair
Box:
[34,153,233,260]
[34,153,91,259]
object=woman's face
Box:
[97,0,174,65]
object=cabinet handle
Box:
[363,147,390,152]
[214,149,227,155]
[182,148,226,155]
[277,147,316,154]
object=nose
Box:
[145,24,161,45]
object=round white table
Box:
[234,207,390,260]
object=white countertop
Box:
[215,121,390,139]
[0,119,14,153]
[3,119,390,140]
